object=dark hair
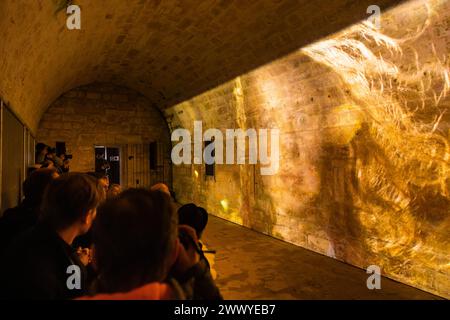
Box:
[41,173,105,230]
[92,189,178,293]
[178,203,208,238]
[23,168,57,207]
[35,143,48,154]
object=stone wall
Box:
[0,0,401,133]
[37,83,171,188]
[165,0,450,298]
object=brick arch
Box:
[36,82,172,187]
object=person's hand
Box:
[76,247,92,266]
[173,225,200,276]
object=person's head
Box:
[107,184,122,198]
[87,172,110,192]
[46,147,56,159]
[150,183,170,196]
[63,159,70,168]
[54,158,63,167]
[92,189,178,293]
[99,176,109,191]
[41,173,105,236]
[178,203,208,239]
[22,168,59,209]
[36,143,48,156]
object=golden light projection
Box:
[232,77,255,227]
[167,0,450,298]
[220,198,243,225]
[220,199,229,212]
[302,0,449,294]
[324,104,363,145]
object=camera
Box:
[65,154,73,160]
[178,229,201,253]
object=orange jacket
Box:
[77,282,175,300]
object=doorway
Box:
[94,146,121,185]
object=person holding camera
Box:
[178,203,217,280]
[79,189,222,300]
[0,173,105,300]
[35,143,49,165]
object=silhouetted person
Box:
[54,152,65,167]
[52,152,65,174]
[62,159,70,173]
[0,173,104,299]
[73,172,109,249]
[177,203,216,279]
[86,172,109,192]
[80,189,222,300]
[0,168,58,255]
[35,143,48,164]
[107,184,122,199]
[178,203,209,239]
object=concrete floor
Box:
[202,216,441,300]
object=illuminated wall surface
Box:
[165,0,450,298]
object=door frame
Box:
[94,144,123,186]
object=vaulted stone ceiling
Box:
[0,0,403,132]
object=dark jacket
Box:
[0,222,88,300]
[0,203,39,255]
[171,253,223,300]
[84,258,222,301]
[84,248,222,300]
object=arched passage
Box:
[0,0,402,133]
[36,83,172,189]
[0,0,448,300]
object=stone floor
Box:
[202,216,441,300]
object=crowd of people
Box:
[34,143,71,174]
[0,144,221,300]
